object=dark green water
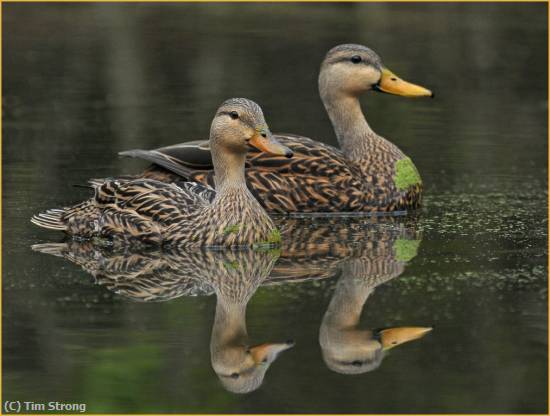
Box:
[3,3,548,414]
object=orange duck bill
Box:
[249,127,294,158]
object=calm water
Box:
[3,3,548,414]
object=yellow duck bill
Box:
[249,130,294,158]
[374,67,434,98]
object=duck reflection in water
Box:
[320,258,431,375]
[269,216,432,375]
[31,244,294,393]
[32,215,432,389]
[205,250,294,394]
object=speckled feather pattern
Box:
[135,133,422,213]
[120,44,426,213]
[32,178,277,248]
[32,217,419,303]
[32,98,283,247]
[32,242,279,303]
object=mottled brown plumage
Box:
[31,215,422,300]
[119,44,432,213]
[31,98,292,248]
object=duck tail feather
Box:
[118,149,150,158]
[31,208,67,231]
[72,183,95,190]
[31,242,68,257]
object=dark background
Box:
[3,3,548,413]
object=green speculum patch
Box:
[394,157,422,190]
[393,238,421,262]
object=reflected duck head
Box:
[320,255,431,376]
[320,326,432,375]
[212,340,295,394]
[208,249,294,393]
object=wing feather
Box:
[119,134,368,212]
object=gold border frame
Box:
[0,1,548,415]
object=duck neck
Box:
[211,296,248,349]
[323,260,376,330]
[321,92,376,162]
[211,144,248,195]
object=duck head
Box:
[319,43,433,99]
[210,98,293,158]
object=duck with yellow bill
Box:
[120,44,433,213]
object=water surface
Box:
[3,3,548,413]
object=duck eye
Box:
[350,55,362,64]
[230,372,239,379]
[229,111,239,120]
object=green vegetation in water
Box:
[393,238,421,262]
[394,157,422,190]
[223,224,242,235]
[252,246,282,258]
[253,229,282,253]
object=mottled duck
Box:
[119,44,433,213]
[31,98,292,248]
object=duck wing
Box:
[195,134,365,212]
[119,140,213,179]
[120,134,348,178]
[94,178,212,221]
[32,178,215,242]
[31,242,214,301]
[119,134,365,212]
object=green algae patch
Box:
[223,224,241,235]
[393,239,421,262]
[394,157,422,190]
